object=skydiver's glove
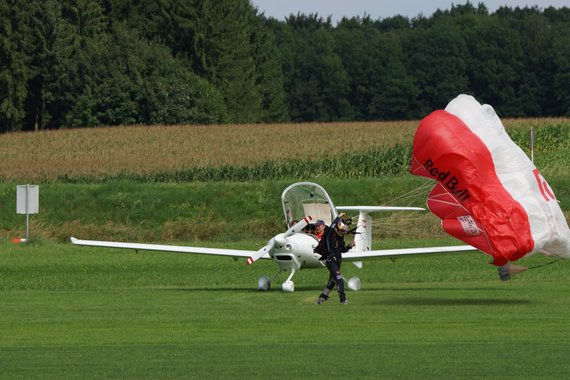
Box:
[346,243,353,250]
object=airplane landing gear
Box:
[347,276,361,291]
[281,280,294,292]
[281,268,296,292]
[257,276,271,291]
[258,267,298,292]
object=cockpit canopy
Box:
[281,182,337,228]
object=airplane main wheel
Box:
[281,280,295,292]
[258,276,271,291]
[348,276,361,291]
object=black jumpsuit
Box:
[315,218,350,303]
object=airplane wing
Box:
[337,206,425,212]
[342,245,478,261]
[335,205,478,259]
[70,237,269,260]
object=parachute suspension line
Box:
[527,258,561,270]
[371,180,435,238]
[382,180,433,207]
[374,214,431,234]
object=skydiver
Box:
[315,216,351,305]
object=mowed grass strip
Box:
[1,241,570,378]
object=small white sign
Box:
[16,185,39,214]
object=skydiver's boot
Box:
[498,264,511,281]
[498,262,528,281]
[316,288,331,304]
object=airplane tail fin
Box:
[353,210,373,253]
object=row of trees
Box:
[1,0,569,132]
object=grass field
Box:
[0,118,569,378]
[1,240,570,378]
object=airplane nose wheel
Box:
[281,280,294,292]
[281,268,296,292]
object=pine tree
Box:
[194,0,262,123]
[252,14,288,122]
[0,0,35,131]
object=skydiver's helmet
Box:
[335,220,348,236]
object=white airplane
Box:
[71,181,477,292]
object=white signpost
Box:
[16,185,39,243]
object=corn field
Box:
[0,118,568,182]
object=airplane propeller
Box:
[247,240,275,265]
[246,216,312,265]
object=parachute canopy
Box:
[410,94,570,266]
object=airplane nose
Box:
[274,234,287,247]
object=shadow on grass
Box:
[158,284,328,292]
[158,287,259,292]
[376,297,532,306]
[362,285,516,292]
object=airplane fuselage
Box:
[269,233,325,271]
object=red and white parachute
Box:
[411,94,570,266]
